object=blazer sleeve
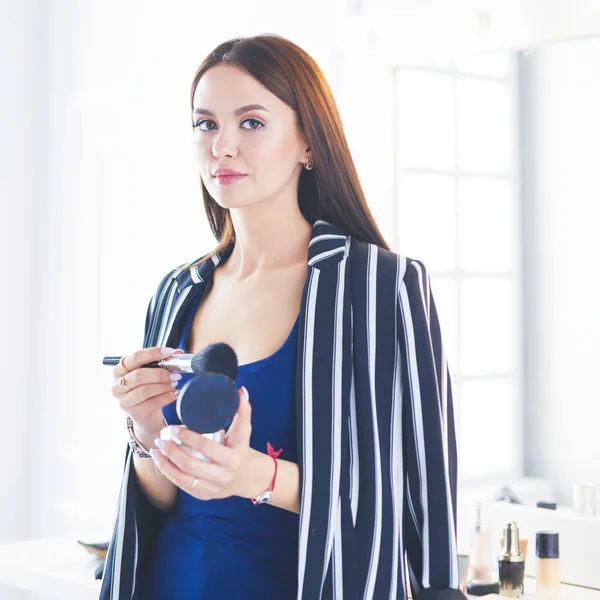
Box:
[398,260,466,600]
[99,273,175,600]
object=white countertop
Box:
[0,537,599,599]
[465,577,600,599]
[0,537,101,599]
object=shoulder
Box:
[149,254,208,300]
[348,237,430,288]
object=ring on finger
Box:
[119,375,132,392]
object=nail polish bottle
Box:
[498,521,525,597]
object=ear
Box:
[300,145,313,164]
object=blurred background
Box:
[2,0,599,598]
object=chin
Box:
[210,191,262,211]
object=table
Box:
[0,537,101,599]
[0,538,599,599]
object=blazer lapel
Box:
[150,248,233,350]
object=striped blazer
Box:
[100,220,466,600]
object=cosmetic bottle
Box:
[498,521,525,597]
[573,483,596,516]
[536,531,560,592]
[468,501,495,583]
[466,501,500,596]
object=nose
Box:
[212,126,238,160]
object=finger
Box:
[114,380,179,409]
[112,346,185,379]
[225,386,252,448]
[172,426,237,467]
[140,388,181,414]
[154,440,231,488]
[132,388,180,421]
[112,349,185,399]
[149,447,220,497]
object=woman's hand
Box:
[150,386,262,501]
[111,346,185,443]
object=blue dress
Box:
[140,294,300,600]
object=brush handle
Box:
[102,356,162,368]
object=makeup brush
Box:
[102,342,238,380]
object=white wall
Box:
[1,0,349,597]
[521,36,600,509]
[0,1,39,598]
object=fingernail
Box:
[190,448,209,462]
[160,426,182,445]
[149,448,159,461]
[168,425,182,445]
[241,386,249,402]
[154,439,166,452]
[170,373,182,381]
[161,347,176,355]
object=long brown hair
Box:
[189,34,390,264]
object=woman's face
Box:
[192,64,309,210]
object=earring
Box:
[304,159,314,171]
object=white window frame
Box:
[334,10,526,487]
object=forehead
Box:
[193,64,278,113]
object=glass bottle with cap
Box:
[498,521,525,597]
[536,531,560,591]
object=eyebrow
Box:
[192,104,270,117]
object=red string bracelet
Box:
[251,442,283,505]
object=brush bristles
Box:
[190,342,238,381]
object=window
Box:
[393,53,522,483]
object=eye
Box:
[192,119,217,131]
[241,118,264,130]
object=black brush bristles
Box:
[191,343,238,381]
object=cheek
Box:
[191,137,210,170]
[247,133,297,173]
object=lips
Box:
[213,168,245,177]
[214,174,247,185]
[213,168,247,185]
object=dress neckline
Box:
[179,308,300,370]
[237,314,300,370]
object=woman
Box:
[100,34,466,600]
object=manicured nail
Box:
[161,347,176,355]
[170,373,182,381]
[241,386,249,402]
[189,448,209,462]
[168,425,182,445]
[154,439,166,452]
[149,448,159,461]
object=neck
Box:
[223,198,312,278]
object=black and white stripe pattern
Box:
[100,220,464,600]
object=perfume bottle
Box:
[498,521,525,597]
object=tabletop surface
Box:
[0,537,599,599]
